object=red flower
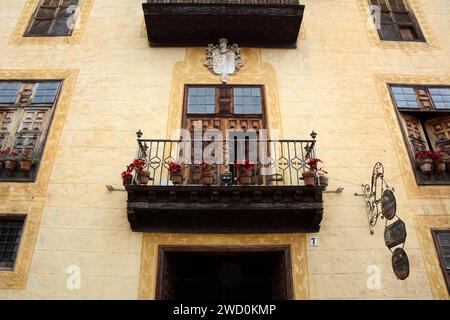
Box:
[168,161,184,174]
[235,159,256,173]
[307,158,323,171]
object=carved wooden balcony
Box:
[125,132,326,233]
[142,0,305,48]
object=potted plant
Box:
[235,160,256,185]
[131,158,150,185]
[168,161,184,185]
[303,158,322,186]
[121,168,133,186]
[318,168,328,187]
[18,149,37,172]
[200,160,215,186]
[415,151,434,173]
[432,150,446,173]
[0,148,8,171]
[4,149,18,174]
[444,154,450,173]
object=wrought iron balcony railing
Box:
[131,131,319,187]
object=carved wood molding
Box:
[126,185,325,233]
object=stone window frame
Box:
[357,0,439,49]
[0,80,63,183]
[9,0,93,45]
[0,70,78,289]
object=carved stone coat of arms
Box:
[205,38,242,83]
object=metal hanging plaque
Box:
[384,219,407,249]
[381,189,396,220]
[392,248,410,280]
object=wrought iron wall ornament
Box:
[355,162,410,280]
[205,38,242,83]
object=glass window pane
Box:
[438,234,450,247]
[402,87,414,94]
[394,94,406,101]
[406,101,419,108]
[392,87,404,94]
[0,82,20,103]
[252,88,260,96]
[187,87,215,114]
[188,87,197,96]
[435,102,447,109]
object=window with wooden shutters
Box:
[390,85,450,185]
[25,0,79,37]
[0,216,25,271]
[369,0,425,41]
[0,81,61,182]
[432,230,450,294]
[184,85,266,185]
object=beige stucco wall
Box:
[0,0,449,299]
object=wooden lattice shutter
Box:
[13,108,52,151]
[0,109,17,149]
[400,113,429,153]
[425,116,450,155]
[416,88,434,110]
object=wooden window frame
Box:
[0,80,62,183]
[183,85,266,118]
[0,215,26,271]
[369,0,425,42]
[155,245,294,300]
[431,229,450,295]
[389,84,450,186]
[24,0,79,37]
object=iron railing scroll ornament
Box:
[356,162,409,280]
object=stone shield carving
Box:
[205,38,242,83]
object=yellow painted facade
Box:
[0,0,449,299]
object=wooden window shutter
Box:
[400,113,429,153]
[425,116,450,155]
[217,87,232,115]
[416,88,434,110]
[0,109,18,149]
[13,108,52,151]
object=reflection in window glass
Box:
[234,87,262,114]
[391,86,419,108]
[187,87,215,114]
[430,88,450,109]
[32,82,60,104]
[0,82,20,103]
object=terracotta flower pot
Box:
[5,159,17,173]
[435,161,446,173]
[302,171,317,186]
[19,159,32,172]
[137,170,151,185]
[319,175,328,186]
[170,173,183,185]
[417,159,433,173]
[201,173,214,186]
[239,173,252,186]
[122,177,132,186]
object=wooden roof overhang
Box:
[142,1,305,48]
[126,185,325,233]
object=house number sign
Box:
[356,162,409,280]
